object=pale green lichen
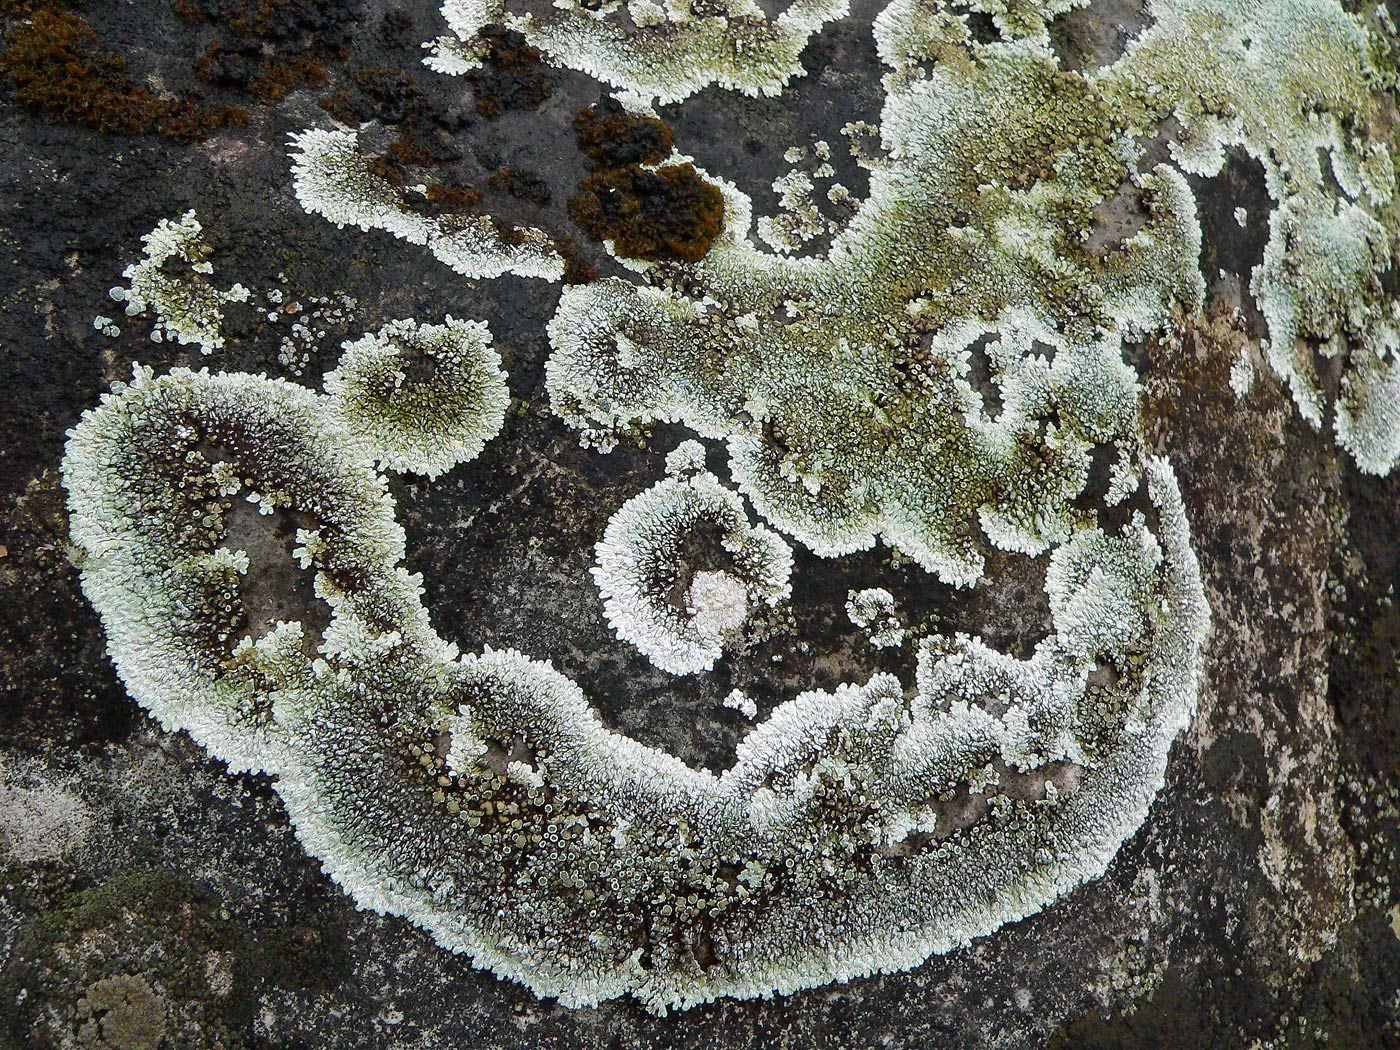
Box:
[63,0,1400,1014]
[592,464,794,674]
[324,316,509,479]
[427,0,850,106]
[62,362,1207,1010]
[108,210,250,354]
[289,126,563,281]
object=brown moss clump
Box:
[0,0,48,17]
[362,132,481,215]
[317,65,433,128]
[199,44,327,103]
[467,26,557,118]
[574,98,674,170]
[386,133,441,167]
[555,234,600,285]
[317,88,358,124]
[569,163,724,263]
[567,97,721,262]
[180,0,353,105]
[489,166,552,206]
[423,182,485,215]
[0,6,247,140]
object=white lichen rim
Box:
[430,0,852,106]
[62,364,1209,1011]
[591,470,794,675]
[289,125,564,282]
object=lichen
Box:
[61,360,1209,1012]
[107,211,250,355]
[425,0,850,106]
[290,125,564,280]
[59,0,1400,1016]
[592,463,794,674]
[323,316,509,478]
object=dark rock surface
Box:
[0,0,1397,1047]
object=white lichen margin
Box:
[592,468,794,674]
[289,126,563,281]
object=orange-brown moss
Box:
[423,182,485,214]
[574,99,674,170]
[554,234,599,285]
[569,163,724,263]
[317,89,359,125]
[0,5,247,140]
[386,133,441,168]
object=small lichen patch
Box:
[107,211,250,355]
[324,316,509,478]
[592,470,794,674]
[847,587,906,648]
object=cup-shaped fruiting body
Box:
[324,317,509,478]
[108,210,250,354]
[63,361,1208,1011]
[290,126,563,281]
[592,470,793,674]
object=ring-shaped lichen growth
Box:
[592,458,794,674]
[69,0,1400,1015]
[324,316,509,478]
